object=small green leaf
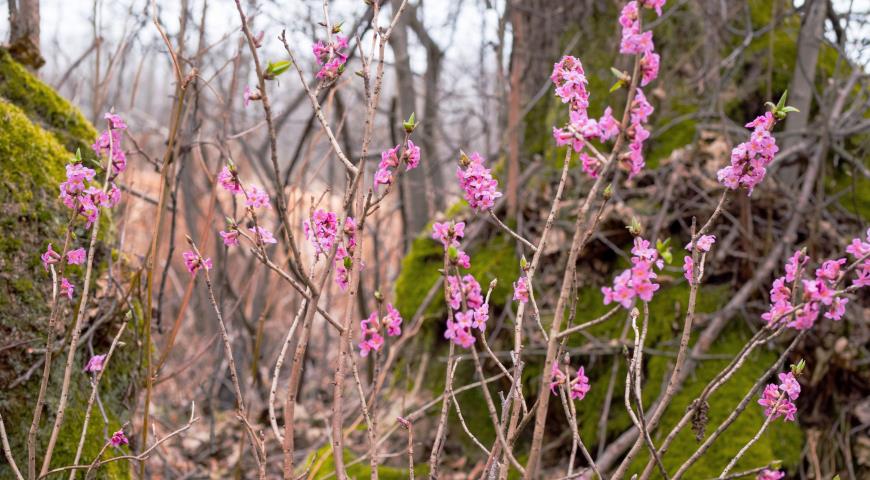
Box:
[764,101,777,112]
[265,60,292,78]
[403,112,417,132]
[780,106,800,114]
[75,148,82,163]
[776,89,788,110]
[609,79,624,93]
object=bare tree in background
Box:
[7,0,43,69]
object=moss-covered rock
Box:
[0,49,135,479]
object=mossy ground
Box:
[0,50,134,479]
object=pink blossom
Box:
[824,296,848,321]
[580,153,602,178]
[640,51,660,86]
[787,301,819,331]
[384,303,403,337]
[598,107,620,142]
[303,209,338,255]
[640,0,666,17]
[84,354,106,373]
[60,277,74,299]
[359,311,385,357]
[769,278,791,304]
[250,226,277,244]
[218,166,242,195]
[41,243,61,271]
[717,112,779,195]
[110,429,129,447]
[551,56,589,113]
[67,248,87,265]
[456,152,502,212]
[682,256,694,284]
[513,276,530,303]
[447,274,484,311]
[756,469,785,480]
[686,234,716,252]
[182,251,212,275]
[549,363,567,394]
[92,113,127,175]
[243,85,255,107]
[220,229,239,247]
[777,372,800,400]
[603,237,663,308]
[245,185,271,209]
[784,250,807,283]
[761,299,792,327]
[570,366,591,400]
[815,258,846,281]
[313,35,349,81]
[431,221,465,248]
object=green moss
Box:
[0,48,98,156]
[0,53,132,479]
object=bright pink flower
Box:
[444,316,476,348]
[551,56,589,113]
[384,303,403,337]
[640,51,660,86]
[220,229,239,247]
[313,35,349,81]
[183,251,212,275]
[42,243,61,271]
[761,299,792,327]
[640,0,666,16]
[359,311,385,357]
[84,354,106,373]
[549,362,567,394]
[457,152,502,212]
[110,429,129,447]
[303,209,338,255]
[67,248,87,265]
[60,277,74,299]
[447,274,484,311]
[218,166,242,195]
[603,237,663,308]
[815,258,846,281]
[245,185,271,209]
[687,234,716,252]
[777,372,800,400]
[717,112,779,195]
[756,469,785,480]
[405,140,421,170]
[787,301,819,330]
[580,153,602,178]
[92,113,127,175]
[784,250,807,283]
[570,366,591,400]
[513,276,530,303]
[758,383,796,421]
[432,221,465,248]
[769,278,790,304]
[598,107,620,142]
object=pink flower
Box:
[757,469,785,480]
[824,296,848,321]
[640,0,666,17]
[41,243,61,271]
[787,301,819,330]
[243,85,254,107]
[758,383,796,421]
[682,256,694,284]
[220,229,239,247]
[717,112,780,195]
[815,258,846,281]
[218,166,242,195]
[384,303,403,337]
[84,354,106,373]
[303,209,338,255]
[551,56,589,114]
[769,278,790,304]
[513,276,530,303]
[67,248,87,265]
[777,372,800,400]
[603,237,663,308]
[447,274,484,311]
[686,234,716,252]
[92,113,127,175]
[405,140,421,170]
[598,107,620,142]
[249,226,277,244]
[456,152,502,212]
[359,311,385,357]
[570,366,591,400]
[60,277,74,299]
[580,153,602,178]
[431,221,465,248]
[182,251,212,275]
[784,250,807,283]
[313,35,349,81]
[245,185,271,209]
[549,362,567,394]
[110,429,129,447]
[640,51,660,86]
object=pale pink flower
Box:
[60,277,74,299]
[756,469,785,480]
[217,166,242,195]
[41,243,61,271]
[220,229,239,247]
[182,251,212,275]
[84,354,106,373]
[513,276,530,303]
[67,248,87,265]
[245,185,271,209]
[249,226,277,244]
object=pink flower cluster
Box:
[359,303,403,357]
[761,244,864,329]
[303,209,338,256]
[513,275,530,303]
[619,1,664,86]
[550,361,591,401]
[456,152,502,212]
[758,371,799,422]
[41,245,76,300]
[602,237,664,308]
[59,162,121,228]
[375,140,421,189]
[110,429,129,447]
[682,234,716,284]
[757,469,785,480]
[182,250,212,275]
[313,35,348,81]
[217,165,273,218]
[432,221,471,268]
[551,56,621,168]
[334,217,358,290]
[84,354,106,373]
[846,228,870,288]
[621,89,654,178]
[91,112,128,176]
[717,112,779,195]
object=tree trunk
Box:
[7,0,44,69]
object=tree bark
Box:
[7,0,44,69]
